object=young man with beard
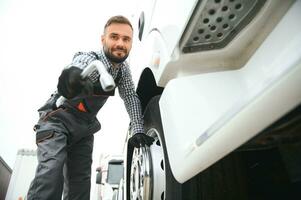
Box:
[27,15,154,200]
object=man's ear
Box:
[101,34,105,45]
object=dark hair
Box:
[104,15,133,32]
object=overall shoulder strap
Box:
[115,68,122,85]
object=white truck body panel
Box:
[159,1,301,183]
[142,0,294,86]
[5,149,37,200]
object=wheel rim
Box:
[130,128,166,200]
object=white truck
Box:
[118,0,301,199]
[95,155,124,200]
[5,149,37,200]
[0,156,12,200]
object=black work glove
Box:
[57,66,93,99]
[128,133,155,148]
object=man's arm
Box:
[118,65,144,133]
[71,52,100,83]
[118,65,154,147]
[37,52,97,117]
[57,52,99,99]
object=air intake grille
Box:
[182,0,266,53]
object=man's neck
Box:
[112,62,121,68]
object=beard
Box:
[103,46,129,63]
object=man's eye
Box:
[111,35,118,40]
[123,37,131,43]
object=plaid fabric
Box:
[71,50,144,134]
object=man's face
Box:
[102,23,133,64]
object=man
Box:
[27,15,154,200]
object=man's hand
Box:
[57,66,93,99]
[128,133,155,148]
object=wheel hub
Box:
[130,129,166,200]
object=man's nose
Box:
[116,39,125,47]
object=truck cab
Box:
[95,155,123,200]
[119,0,301,199]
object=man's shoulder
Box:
[121,61,131,74]
[88,51,102,59]
[73,51,100,60]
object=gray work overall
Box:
[27,71,121,200]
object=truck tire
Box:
[129,95,182,200]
